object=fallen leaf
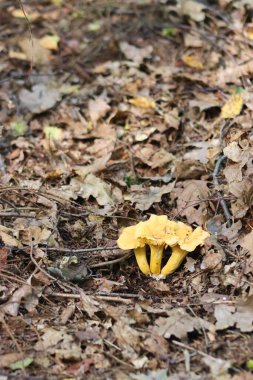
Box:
[11,8,39,21]
[182,55,204,70]
[0,226,21,248]
[39,35,59,50]
[19,83,62,114]
[179,0,206,22]
[79,290,100,318]
[88,97,111,124]
[202,356,231,377]
[221,93,243,119]
[18,38,51,65]
[119,42,153,64]
[129,96,156,109]
[130,369,168,380]
[215,297,253,332]
[44,126,64,141]
[172,180,209,225]
[0,247,8,267]
[9,357,33,370]
[0,352,26,369]
[152,308,210,339]
[69,174,116,206]
[129,182,175,211]
[239,230,253,258]
[2,284,33,316]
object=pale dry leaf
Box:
[129,96,156,109]
[129,182,175,211]
[39,35,59,50]
[223,141,249,163]
[112,318,141,350]
[35,328,66,351]
[153,308,210,339]
[0,352,26,369]
[18,38,51,65]
[19,83,62,114]
[0,229,21,248]
[88,97,110,124]
[239,230,253,258]
[70,174,115,206]
[130,369,168,380]
[221,94,243,119]
[79,290,100,318]
[179,0,206,22]
[215,298,253,332]
[202,356,231,377]
[182,55,204,70]
[119,42,153,64]
[2,284,33,316]
[172,180,209,225]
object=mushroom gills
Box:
[134,246,150,275]
[160,245,188,277]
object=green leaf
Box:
[161,27,177,37]
[44,126,63,141]
[247,359,253,370]
[9,357,33,370]
[10,120,28,136]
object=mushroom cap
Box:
[136,215,178,246]
[176,223,210,251]
[117,224,145,250]
[117,215,209,253]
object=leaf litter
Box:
[1,1,253,379]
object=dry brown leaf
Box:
[172,180,209,225]
[18,38,51,65]
[129,182,175,211]
[88,97,111,124]
[79,290,100,318]
[179,0,206,22]
[152,308,211,339]
[215,296,253,332]
[2,284,33,316]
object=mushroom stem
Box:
[149,244,164,275]
[160,245,188,277]
[134,246,150,275]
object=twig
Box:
[0,212,36,218]
[104,351,135,369]
[47,291,131,304]
[89,252,132,268]
[44,246,119,254]
[213,155,232,226]
[172,340,217,360]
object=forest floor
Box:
[0,1,253,379]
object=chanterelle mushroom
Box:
[160,223,210,278]
[117,215,209,278]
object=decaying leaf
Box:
[39,35,59,50]
[215,297,253,332]
[152,308,211,339]
[129,96,156,109]
[88,97,111,124]
[119,42,153,64]
[182,55,204,70]
[221,93,243,119]
[129,182,175,211]
[19,83,62,114]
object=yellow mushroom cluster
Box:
[117,215,209,279]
